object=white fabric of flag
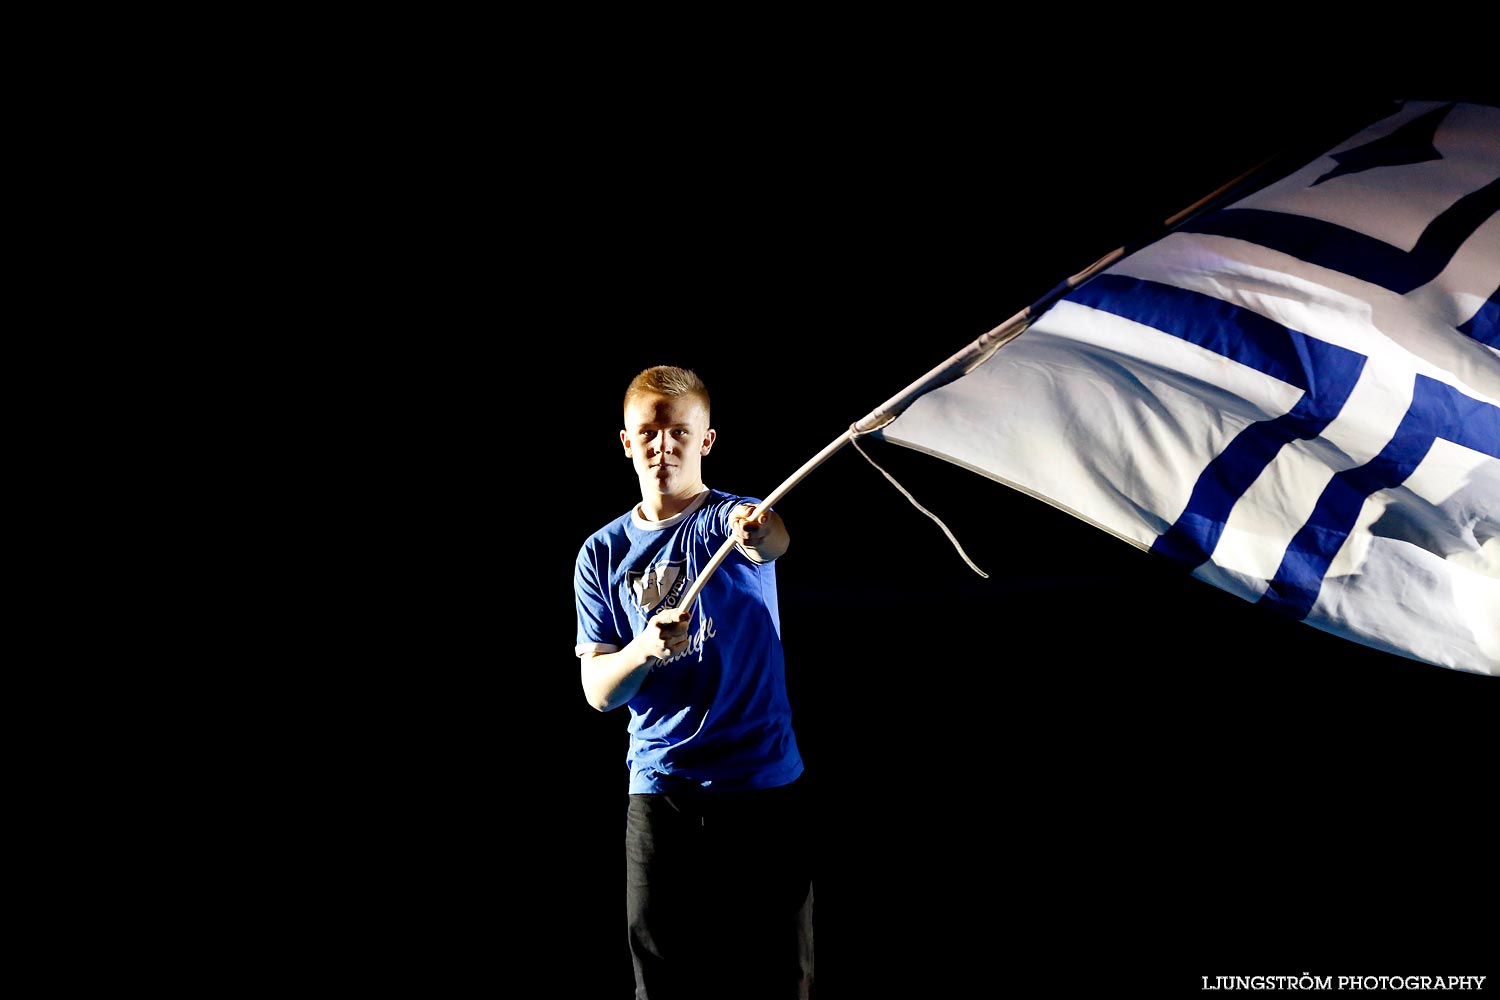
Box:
[874,100,1500,675]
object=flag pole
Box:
[677,430,853,610]
[852,155,1275,434]
[678,154,1281,610]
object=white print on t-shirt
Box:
[628,559,687,613]
[627,558,716,665]
[657,612,716,667]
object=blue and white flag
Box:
[872,100,1499,675]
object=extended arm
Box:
[730,505,789,563]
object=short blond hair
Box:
[623,365,711,423]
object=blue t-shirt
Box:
[574,488,804,794]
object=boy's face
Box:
[621,392,715,503]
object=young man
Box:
[573,365,814,1000]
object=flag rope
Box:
[848,433,988,577]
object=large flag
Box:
[867,99,1499,675]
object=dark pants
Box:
[626,779,815,1000]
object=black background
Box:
[523,90,1497,996]
[72,28,1496,996]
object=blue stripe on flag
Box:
[1069,274,1340,391]
[1179,178,1500,298]
[1459,284,1499,348]
[1068,274,1367,573]
[1261,376,1500,619]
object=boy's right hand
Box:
[642,606,692,662]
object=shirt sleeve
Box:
[574,536,624,658]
